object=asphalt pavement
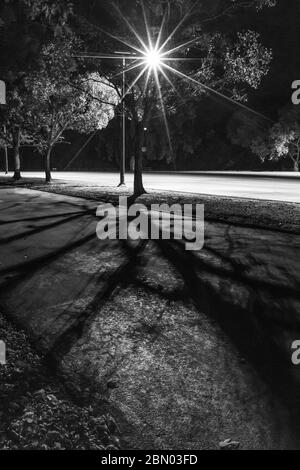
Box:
[0,187,299,449]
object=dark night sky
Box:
[248,0,300,117]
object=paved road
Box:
[0,187,300,449]
[16,171,300,203]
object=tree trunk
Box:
[294,160,299,172]
[133,126,146,197]
[12,126,21,180]
[134,148,146,197]
[44,147,52,183]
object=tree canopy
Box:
[0,0,280,186]
[22,38,119,181]
[71,0,275,193]
[251,106,300,172]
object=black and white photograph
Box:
[0,0,300,456]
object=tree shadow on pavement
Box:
[1,197,300,443]
[154,237,300,440]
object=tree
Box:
[73,0,276,195]
[0,0,74,178]
[0,89,34,179]
[252,106,300,172]
[24,40,119,182]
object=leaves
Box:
[251,106,300,168]
[219,438,240,450]
[225,31,272,91]
[87,0,276,165]
[18,0,73,27]
[0,312,121,451]
[1,37,119,155]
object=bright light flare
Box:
[143,47,163,71]
[111,0,272,149]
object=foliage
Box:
[224,31,272,92]
[0,0,74,86]
[23,39,119,155]
[0,0,278,184]
[0,87,33,149]
[251,106,300,170]
[68,0,277,190]
[0,0,73,30]
[0,313,120,450]
[90,0,274,136]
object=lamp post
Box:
[72,51,136,187]
[120,56,126,186]
[114,52,133,186]
[0,81,8,174]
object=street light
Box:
[0,81,8,174]
[72,50,136,187]
[143,46,163,71]
[115,48,162,184]
[114,51,134,187]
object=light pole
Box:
[72,51,136,187]
[0,81,8,174]
[118,56,126,186]
[115,52,133,187]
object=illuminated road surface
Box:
[19,171,300,203]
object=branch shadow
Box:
[153,237,300,439]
